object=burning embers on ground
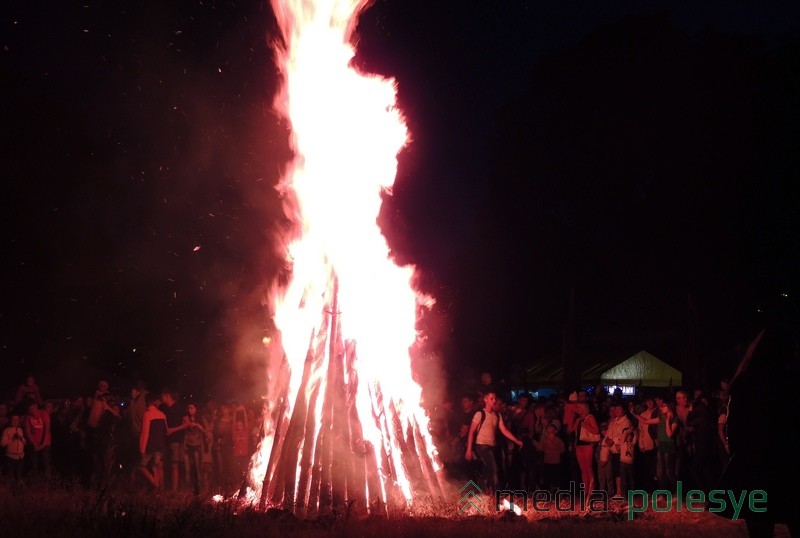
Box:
[241,0,443,517]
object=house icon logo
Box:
[458,480,483,513]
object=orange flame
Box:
[249,0,439,509]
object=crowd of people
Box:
[429,372,733,502]
[4,323,795,538]
[0,375,261,495]
[1,370,732,504]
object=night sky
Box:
[2,1,799,401]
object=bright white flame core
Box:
[251,0,437,506]
[501,498,524,516]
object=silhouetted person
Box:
[139,393,166,491]
[15,375,42,407]
[718,325,799,537]
[183,402,207,495]
[2,413,26,485]
[87,389,121,490]
[126,381,148,477]
[23,401,51,479]
[160,388,188,492]
[686,391,717,491]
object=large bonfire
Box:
[246,0,443,516]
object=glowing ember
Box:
[500,498,524,516]
[246,0,442,516]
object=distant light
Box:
[606,385,636,396]
[212,495,224,503]
[781,293,788,298]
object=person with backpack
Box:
[465,390,524,496]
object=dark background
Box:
[2,1,799,402]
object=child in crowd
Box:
[620,428,637,497]
[596,422,613,495]
[1,413,26,484]
[533,423,565,492]
[232,405,250,484]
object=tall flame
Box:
[248,0,441,513]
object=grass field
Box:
[0,481,752,538]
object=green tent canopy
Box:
[600,350,681,387]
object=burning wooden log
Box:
[293,381,320,516]
[390,401,430,498]
[344,341,368,517]
[413,416,444,500]
[298,314,334,515]
[370,382,407,513]
[256,274,443,516]
[363,440,385,515]
[327,276,349,511]
[259,305,329,510]
[258,355,292,510]
[273,344,316,508]
[314,282,339,514]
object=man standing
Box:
[636,397,658,491]
[603,402,632,499]
[160,388,188,491]
[126,381,148,476]
[509,392,535,489]
[23,401,51,479]
[87,389,121,490]
[139,393,166,490]
[465,391,524,496]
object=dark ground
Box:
[0,479,753,538]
